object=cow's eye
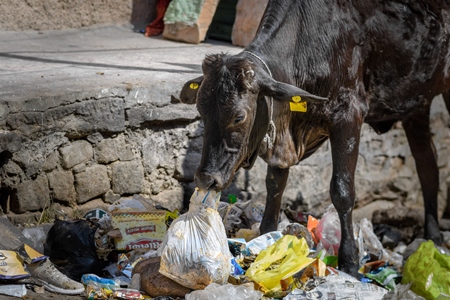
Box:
[233,115,246,125]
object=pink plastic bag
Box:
[315,209,341,255]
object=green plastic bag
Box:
[402,240,450,299]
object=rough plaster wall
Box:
[0,0,136,31]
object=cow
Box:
[179,0,450,276]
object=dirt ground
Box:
[1,288,86,300]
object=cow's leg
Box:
[329,119,362,277]
[260,165,290,234]
[403,109,442,244]
[442,92,450,218]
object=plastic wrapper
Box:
[0,250,30,280]
[81,274,120,290]
[159,188,231,290]
[245,235,313,296]
[365,267,401,290]
[221,200,265,237]
[86,285,113,300]
[15,243,47,264]
[358,218,384,260]
[231,257,245,276]
[246,231,283,255]
[315,210,341,256]
[113,288,144,300]
[357,218,403,269]
[402,240,450,299]
[307,215,319,244]
[284,269,388,300]
[277,211,291,232]
[22,226,47,254]
[185,283,263,300]
[0,284,27,297]
[117,253,135,279]
[382,283,426,300]
[280,258,326,292]
[228,238,247,257]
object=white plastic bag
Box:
[159,188,231,290]
[185,283,263,300]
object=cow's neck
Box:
[243,50,277,151]
[246,0,337,91]
[244,0,336,166]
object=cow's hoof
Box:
[338,264,359,278]
[427,233,442,246]
[424,218,442,245]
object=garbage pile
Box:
[1,189,450,300]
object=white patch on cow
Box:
[349,47,361,80]
[346,137,356,153]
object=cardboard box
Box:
[111,210,167,251]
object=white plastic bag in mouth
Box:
[188,188,221,210]
[159,188,231,290]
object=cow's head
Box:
[181,53,327,191]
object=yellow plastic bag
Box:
[245,235,313,295]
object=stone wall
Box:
[1,82,449,225]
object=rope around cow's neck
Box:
[243,51,276,150]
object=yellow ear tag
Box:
[292,95,302,102]
[290,102,307,112]
[190,82,199,90]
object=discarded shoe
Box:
[24,259,85,295]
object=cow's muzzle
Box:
[194,170,227,191]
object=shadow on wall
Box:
[0,152,12,214]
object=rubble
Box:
[1,192,450,300]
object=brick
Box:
[163,0,220,44]
[111,160,144,195]
[12,174,50,213]
[231,0,268,47]
[47,169,77,205]
[59,140,93,169]
[75,164,110,204]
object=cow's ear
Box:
[260,77,328,103]
[180,76,204,104]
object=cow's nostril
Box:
[194,172,216,190]
[203,178,215,190]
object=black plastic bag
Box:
[44,219,108,281]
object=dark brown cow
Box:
[180,0,450,276]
